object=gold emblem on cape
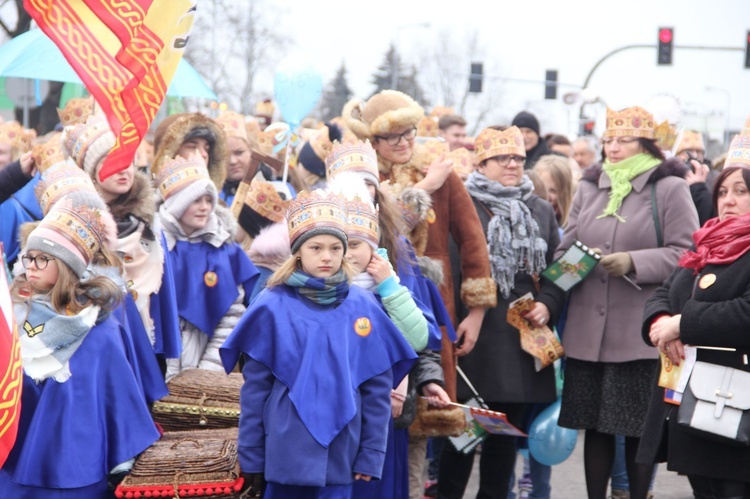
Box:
[699,273,716,289]
[426,209,436,224]
[204,271,218,287]
[23,321,44,338]
[354,317,372,337]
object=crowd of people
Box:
[0,88,748,499]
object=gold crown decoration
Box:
[255,122,290,158]
[287,189,348,252]
[429,106,455,118]
[326,140,379,183]
[604,106,655,139]
[725,131,750,170]
[35,161,98,215]
[245,119,262,138]
[417,116,439,137]
[0,121,35,153]
[347,194,380,249]
[449,147,476,177]
[310,125,335,162]
[30,133,66,173]
[43,199,108,262]
[474,126,525,163]
[57,97,94,127]
[215,110,249,143]
[675,130,705,154]
[156,154,212,201]
[411,140,450,170]
[63,115,115,172]
[255,99,275,117]
[244,179,290,224]
[654,120,677,151]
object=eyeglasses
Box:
[374,127,417,146]
[602,137,639,146]
[21,254,55,270]
[488,155,526,167]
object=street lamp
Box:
[391,22,431,90]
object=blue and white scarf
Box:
[285,269,348,306]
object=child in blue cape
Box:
[1,199,159,498]
[221,189,417,499]
[155,154,259,380]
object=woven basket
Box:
[153,369,243,431]
[116,428,242,498]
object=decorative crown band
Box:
[245,179,290,224]
[287,190,348,248]
[347,195,379,248]
[156,154,211,200]
[326,140,379,181]
[474,126,525,163]
[604,106,655,139]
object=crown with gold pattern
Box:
[411,139,450,171]
[449,147,476,177]
[429,106,455,118]
[57,97,94,127]
[326,140,380,186]
[245,179,290,224]
[155,153,211,201]
[725,131,750,170]
[347,194,380,249]
[255,122,289,158]
[0,121,35,154]
[216,110,249,143]
[310,124,336,162]
[654,120,677,151]
[287,189,348,253]
[35,161,99,215]
[675,130,705,154]
[417,116,439,137]
[474,126,525,163]
[30,133,66,173]
[604,106,655,139]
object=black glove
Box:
[107,470,130,490]
[240,472,265,498]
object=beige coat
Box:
[557,160,698,362]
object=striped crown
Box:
[63,115,114,171]
[725,131,750,170]
[326,140,379,182]
[287,189,348,251]
[35,161,98,215]
[604,106,655,139]
[155,154,211,201]
[475,126,525,163]
[0,121,35,153]
[57,97,94,127]
[347,194,380,248]
[245,179,290,224]
[43,199,108,263]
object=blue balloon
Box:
[528,399,578,466]
[273,55,323,129]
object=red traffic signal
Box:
[657,27,673,65]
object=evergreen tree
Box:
[370,45,429,107]
[317,62,353,121]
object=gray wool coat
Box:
[556,159,699,363]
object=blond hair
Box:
[266,253,356,289]
[533,154,574,228]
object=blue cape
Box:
[169,240,259,337]
[0,174,41,263]
[149,233,182,358]
[221,285,416,448]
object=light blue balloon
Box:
[273,55,323,129]
[528,399,578,466]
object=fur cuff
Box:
[461,277,497,309]
[409,397,467,438]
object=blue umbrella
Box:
[0,29,217,100]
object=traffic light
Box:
[469,62,483,93]
[545,70,558,100]
[745,31,750,69]
[657,27,673,65]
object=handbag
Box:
[677,361,750,446]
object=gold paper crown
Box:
[326,140,379,182]
[287,189,348,251]
[411,140,450,169]
[347,194,380,248]
[57,97,94,127]
[245,119,262,138]
[725,131,750,170]
[256,122,289,158]
[429,106,455,118]
[474,126,525,163]
[417,116,439,137]
[675,130,705,154]
[215,110,249,143]
[310,125,335,162]
[35,161,98,215]
[449,147,476,177]
[604,106,655,139]
[30,133,66,173]
[0,121,35,153]
[245,179,290,224]
[44,199,107,262]
[156,154,212,201]
[654,120,677,151]
[255,100,275,117]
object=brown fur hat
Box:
[151,113,227,192]
[343,90,424,141]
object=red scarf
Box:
[679,213,750,273]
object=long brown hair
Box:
[373,186,409,274]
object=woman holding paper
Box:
[437,126,565,499]
[639,132,750,497]
[556,106,698,499]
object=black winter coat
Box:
[0,160,31,205]
[637,249,750,480]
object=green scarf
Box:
[599,153,661,222]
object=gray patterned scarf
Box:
[464,171,547,299]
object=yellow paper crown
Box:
[156,154,211,201]
[244,179,290,224]
[725,131,750,170]
[326,140,379,184]
[256,122,289,158]
[654,120,677,151]
[0,121,35,154]
[417,116,439,137]
[347,194,380,248]
[57,97,94,127]
[35,161,98,215]
[449,147,476,177]
[30,133,66,173]
[474,126,525,163]
[287,189,348,252]
[675,130,705,154]
[411,140,450,169]
[311,125,335,161]
[216,110,249,143]
[604,106,655,139]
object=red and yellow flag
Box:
[24,0,197,181]
[0,244,22,467]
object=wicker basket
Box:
[115,428,242,498]
[153,369,243,431]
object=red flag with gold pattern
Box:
[0,243,22,467]
[24,0,197,181]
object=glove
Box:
[599,252,633,277]
[240,472,265,498]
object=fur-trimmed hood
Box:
[151,113,227,191]
[582,157,688,185]
[107,171,157,225]
[343,90,424,141]
[248,222,291,270]
[159,202,237,250]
